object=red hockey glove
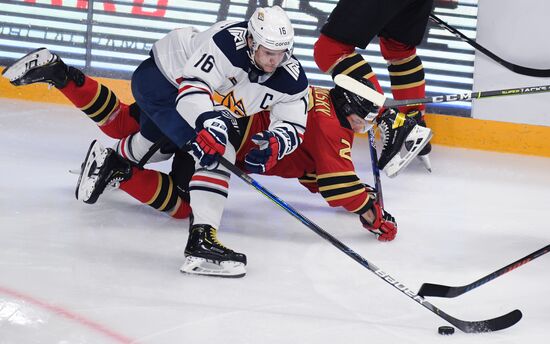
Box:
[191,116,228,167]
[360,200,397,242]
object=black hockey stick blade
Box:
[216,155,523,333]
[334,74,550,108]
[418,282,468,299]
[446,309,522,333]
[430,13,550,77]
[418,244,550,298]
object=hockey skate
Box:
[181,224,247,278]
[76,140,133,204]
[406,110,433,172]
[1,47,83,88]
[376,108,432,178]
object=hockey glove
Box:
[360,199,397,242]
[244,128,297,174]
[191,112,229,167]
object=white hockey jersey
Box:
[151,21,309,150]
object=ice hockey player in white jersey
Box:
[2,5,308,278]
[174,7,308,278]
[120,5,309,278]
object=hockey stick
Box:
[136,136,171,169]
[334,74,550,108]
[217,156,522,333]
[418,244,550,298]
[367,129,383,208]
[430,13,550,78]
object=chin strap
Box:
[247,64,264,82]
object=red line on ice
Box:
[0,285,134,343]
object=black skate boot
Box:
[405,110,432,172]
[181,224,247,278]
[2,47,84,88]
[376,108,432,178]
[76,140,133,204]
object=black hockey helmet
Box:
[330,77,377,118]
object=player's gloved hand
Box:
[191,112,229,167]
[245,128,295,174]
[360,197,397,241]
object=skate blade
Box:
[75,140,108,202]
[180,256,246,278]
[383,126,433,178]
[2,48,54,83]
[417,154,432,172]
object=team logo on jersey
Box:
[228,27,248,50]
[213,91,246,117]
[283,60,300,81]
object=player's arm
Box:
[313,125,397,241]
[176,40,236,165]
[176,39,229,129]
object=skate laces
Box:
[406,110,421,122]
[106,176,124,189]
[105,167,131,189]
[206,228,231,251]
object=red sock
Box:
[380,37,426,113]
[59,77,139,138]
[120,167,191,219]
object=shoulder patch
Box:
[213,21,249,71]
[282,60,301,81]
[262,57,308,95]
[228,27,248,50]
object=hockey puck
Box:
[438,326,455,335]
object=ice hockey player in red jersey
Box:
[3,5,309,278]
[314,0,434,176]
[236,84,398,243]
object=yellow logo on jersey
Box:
[213,91,246,117]
[339,138,352,161]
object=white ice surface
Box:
[0,98,549,343]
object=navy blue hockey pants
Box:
[131,56,196,151]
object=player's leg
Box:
[380,0,434,170]
[5,48,191,217]
[75,53,189,204]
[119,150,193,219]
[75,115,175,203]
[313,0,403,94]
[181,127,247,278]
[76,136,191,220]
[2,48,140,138]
